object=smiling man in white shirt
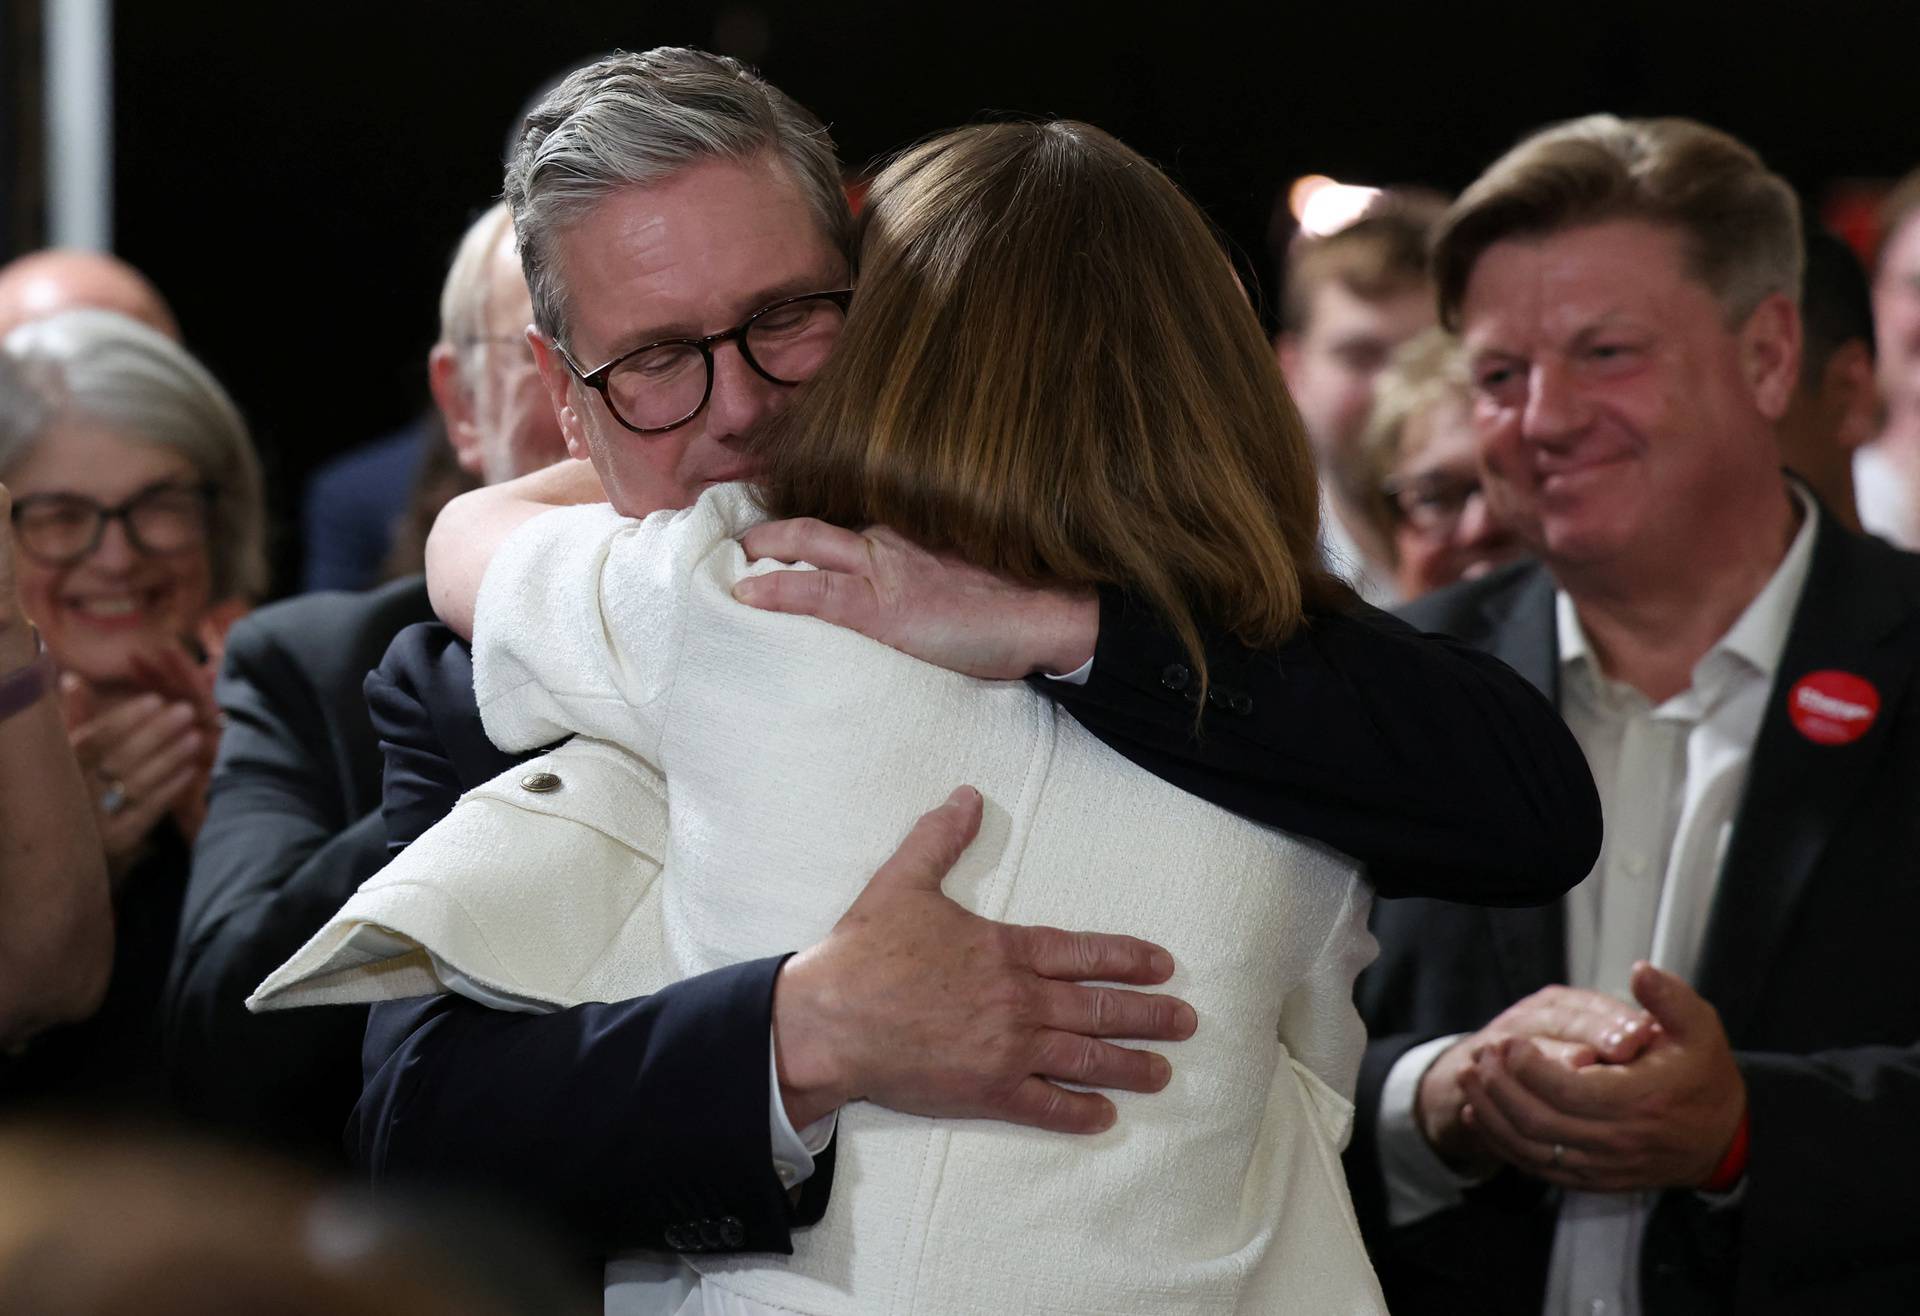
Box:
[1346,114,1920,1315]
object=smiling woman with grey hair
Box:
[0,308,265,1114]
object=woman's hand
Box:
[62,676,208,878]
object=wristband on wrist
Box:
[1700,1107,1750,1193]
[0,625,54,724]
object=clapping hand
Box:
[1457,963,1746,1192]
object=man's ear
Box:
[1740,293,1802,422]
[427,343,485,477]
[1823,339,1884,452]
[528,326,593,462]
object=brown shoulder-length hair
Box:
[753,120,1344,699]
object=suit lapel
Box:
[1696,519,1920,1041]
[1478,566,1571,998]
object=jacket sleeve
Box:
[354,627,828,1254]
[1039,589,1600,907]
[352,958,829,1256]
[162,612,381,1156]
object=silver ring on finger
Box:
[1551,1142,1566,1169]
[99,779,129,815]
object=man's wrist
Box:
[771,947,852,1130]
[1034,588,1098,677]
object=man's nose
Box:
[1520,361,1588,441]
[704,340,787,439]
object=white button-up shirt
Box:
[1378,489,1817,1316]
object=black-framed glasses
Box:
[10,481,217,566]
[556,289,853,435]
[1381,470,1486,536]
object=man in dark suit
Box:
[1339,115,1920,1314]
[350,47,1601,1262]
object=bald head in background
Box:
[0,249,180,340]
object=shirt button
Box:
[1160,663,1191,692]
[1625,854,1649,877]
[520,770,562,793]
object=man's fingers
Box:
[996,1076,1117,1135]
[1497,989,1652,1064]
[1013,924,1176,986]
[1035,980,1196,1042]
[865,787,983,895]
[1468,1045,1617,1150]
[1501,1036,1638,1117]
[739,518,872,573]
[1030,1029,1172,1094]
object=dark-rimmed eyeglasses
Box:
[1381,471,1486,537]
[10,481,217,567]
[555,289,853,435]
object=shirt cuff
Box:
[769,1028,837,1191]
[1379,1033,1492,1227]
[1043,655,1094,685]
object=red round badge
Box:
[1787,670,1880,746]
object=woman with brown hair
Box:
[267,121,1387,1312]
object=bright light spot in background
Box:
[1290,175,1386,238]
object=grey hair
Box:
[504,47,854,339]
[438,201,519,388]
[0,309,268,601]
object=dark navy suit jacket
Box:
[354,589,1602,1257]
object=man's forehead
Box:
[557,161,842,355]
[1458,222,1695,349]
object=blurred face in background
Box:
[438,228,570,486]
[1383,395,1524,597]
[1874,211,1920,422]
[472,231,568,483]
[6,421,214,686]
[1281,281,1436,496]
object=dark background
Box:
[81,0,1920,592]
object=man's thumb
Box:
[1630,961,1706,1037]
[872,787,983,894]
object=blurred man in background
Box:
[0,248,179,340]
[1277,194,1443,605]
[1777,227,1879,531]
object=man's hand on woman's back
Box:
[773,786,1196,1133]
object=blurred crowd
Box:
[1,43,1918,1316]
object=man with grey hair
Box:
[426,201,567,484]
[355,46,1596,1269]
[1346,114,1920,1314]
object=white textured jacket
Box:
[256,484,1386,1314]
